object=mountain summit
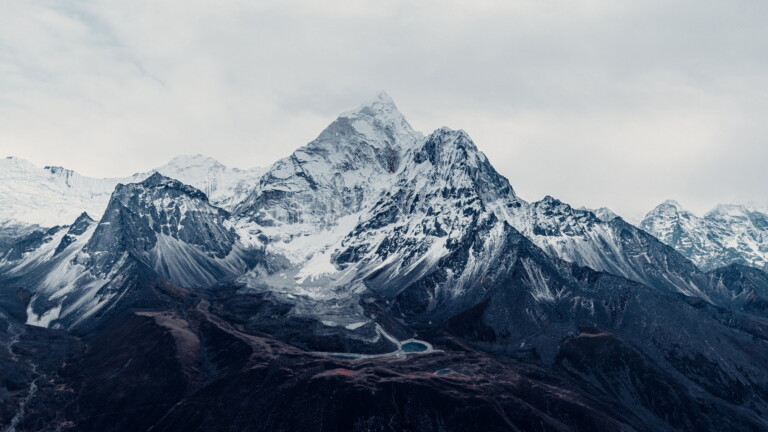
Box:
[338,91,416,140]
[235,92,422,232]
[642,201,768,271]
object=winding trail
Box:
[313,324,438,360]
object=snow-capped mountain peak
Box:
[642,201,768,271]
[4,93,768,431]
[148,155,265,212]
[334,91,422,151]
[340,91,402,122]
[705,203,750,220]
[660,199,684,209]
[166,153,222,166]
[134,171,208,195]
[580,206,621,223]
[235,93,422,233]
[85,172,237,271]
[415,128,486,168]
[642,199,698,224]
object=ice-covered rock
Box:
[641,201,768,271]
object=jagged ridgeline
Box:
[1,93,768,431]
[641,199,768,271]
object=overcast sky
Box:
[2,1,767,218]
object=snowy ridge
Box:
[0,156,132,228]
[150,154,265,211]
[510,198,709,299]
[641,200,768,271]
[579,206,621,223]
[0,154,264,228]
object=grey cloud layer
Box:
[1,0,766,217]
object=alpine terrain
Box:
[1,93,768,432]
[642,200,768,271]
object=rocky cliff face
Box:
[1,173,250,330]
[84,172,248,288]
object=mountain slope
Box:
[705,263,768,313]
[513,198,710,299]
[0,173,251,330]
[84,173,250,287]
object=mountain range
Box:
[640,199,768,271]
[0,153,264,229]
[1,93,767,431]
